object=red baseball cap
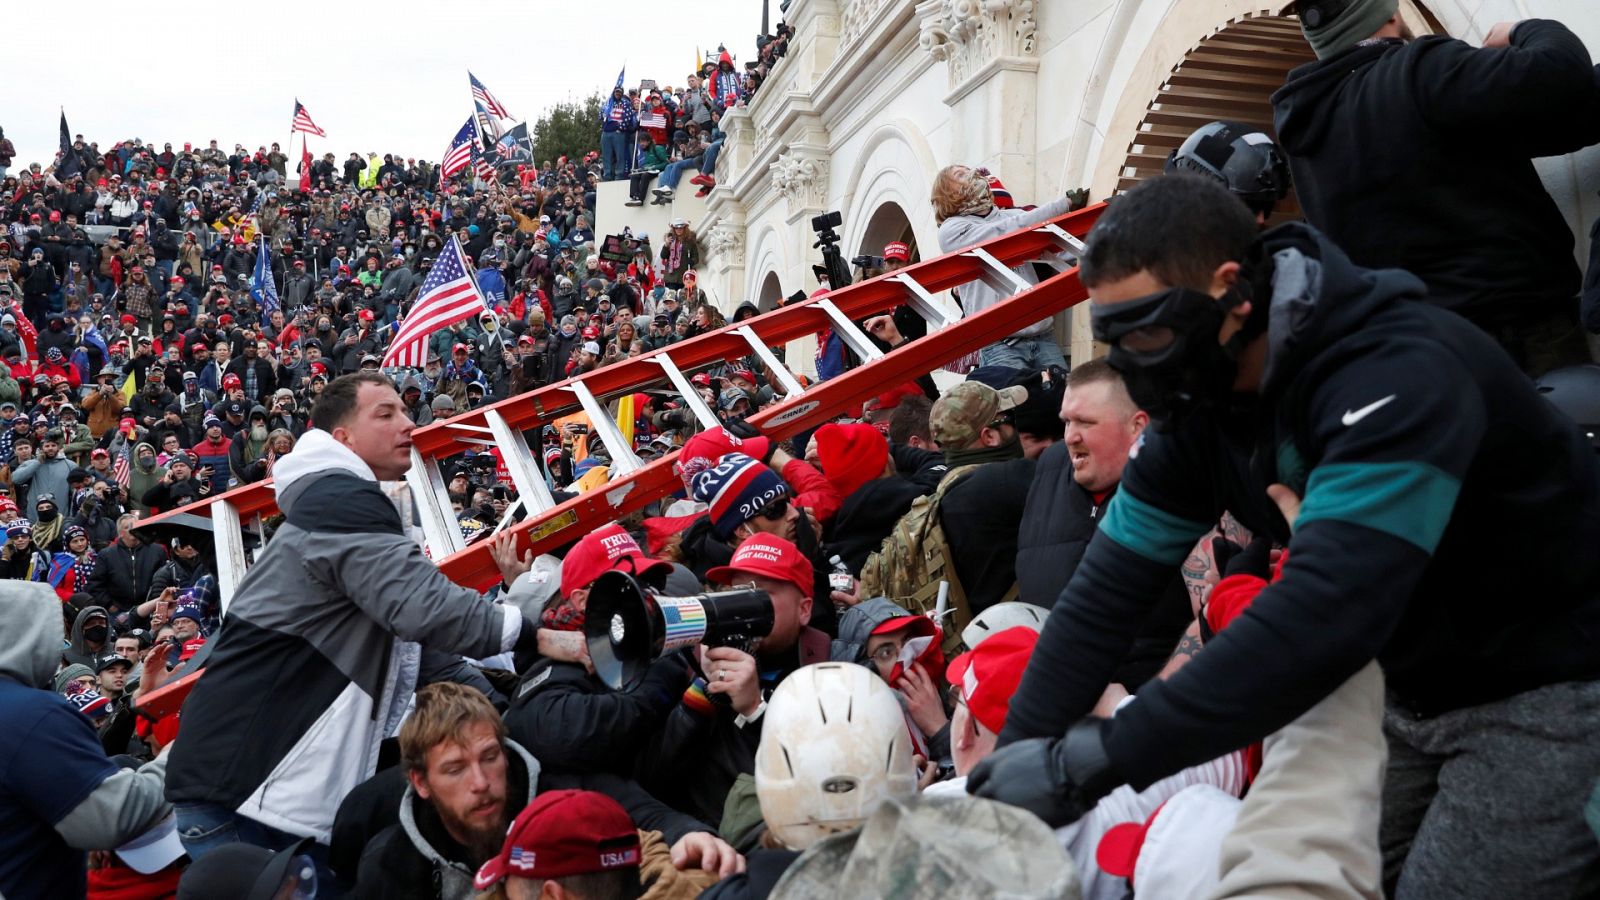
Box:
[727,367,755,385]
[178,636,207,662]
[358,309,375,321]
[883,241,911,262]
[473,789,640,890]
[945,626,1038,736]
[560,523,670,597]
[452,342,469,353]
[707,533,812,594]
[869,612,944,685]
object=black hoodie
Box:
[1271,22,1600,330]
[1003,223,1600,789]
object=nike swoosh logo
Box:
[1341,395,1396,427]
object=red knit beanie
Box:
[815,422,889,498]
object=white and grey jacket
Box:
[165,430,529,842]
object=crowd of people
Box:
[601,27,791,195]
[6,4,1600,900]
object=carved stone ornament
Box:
[919,0,1037,85]
[768,153,831,213]
[705,223,746,267]
[840,0,896,52]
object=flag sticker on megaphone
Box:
[660,597,710,651]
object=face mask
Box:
[83,625,108,643]
[1091,285,1247,430]
[138,454,154,467]
[482,320,498,332]
[36,507,57,523]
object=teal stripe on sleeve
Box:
[1099,491,1212,565]
[1297,461,1460,555]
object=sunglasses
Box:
[754,496,790,521]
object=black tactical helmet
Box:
[1534,364,1600,450]
[1165,121,1292,218]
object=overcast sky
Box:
[3,0,769,168]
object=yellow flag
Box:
[615,393,635,449]
[120,369,137,403]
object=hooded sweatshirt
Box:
[1002,223,1600,790]
[1271,21,1600,330]
[63,605,111,668]
[126,442,162,516]
[0,582,170,900]
[165,429,531,841]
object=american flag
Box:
[471,143,497,182]
[474,99,503,148]
[112,439,131,488]
[638,109,667,130]
[469,72,512,120]
[382,237,486,368]
[291,99,326,137]
[440,117,476,180]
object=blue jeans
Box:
[701,140,722,179]
[659,157,698,191]
[979,333,1068,371]
[601,131,628,181]
[175,801,345,897]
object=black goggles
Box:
[1090,286,1232,363]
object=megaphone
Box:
[584,569,774,691]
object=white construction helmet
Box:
[755,663,917,850]
[961,601,1047,650]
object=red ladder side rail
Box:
[137,203,1103,533]
[435,242,1097,588]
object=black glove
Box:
[1211,535,1271,580]
[1200,536,1273,642]
[966,719,1121,828]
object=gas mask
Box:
[1091,283,1258,431]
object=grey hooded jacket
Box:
[164,428,530,842]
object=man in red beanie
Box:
[813,421,946,575]
[473,789,644,899]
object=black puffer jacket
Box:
[1016,443,1193,691]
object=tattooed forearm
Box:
[1158,620,1205,680]
[1181,529,1220,616]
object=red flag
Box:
[10,303,36,361]
[300,144,314,193]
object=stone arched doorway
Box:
[1114,12,1315,224]
[756,271,784,312]
[1112,6,1445,224]
[854,201,919,272]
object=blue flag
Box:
[614,64,626,92]
[250,236,279,321]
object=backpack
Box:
[858,465,1017,654]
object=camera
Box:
[850,254,886,271]
[583,570,774,691]
[810,210,842,240]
